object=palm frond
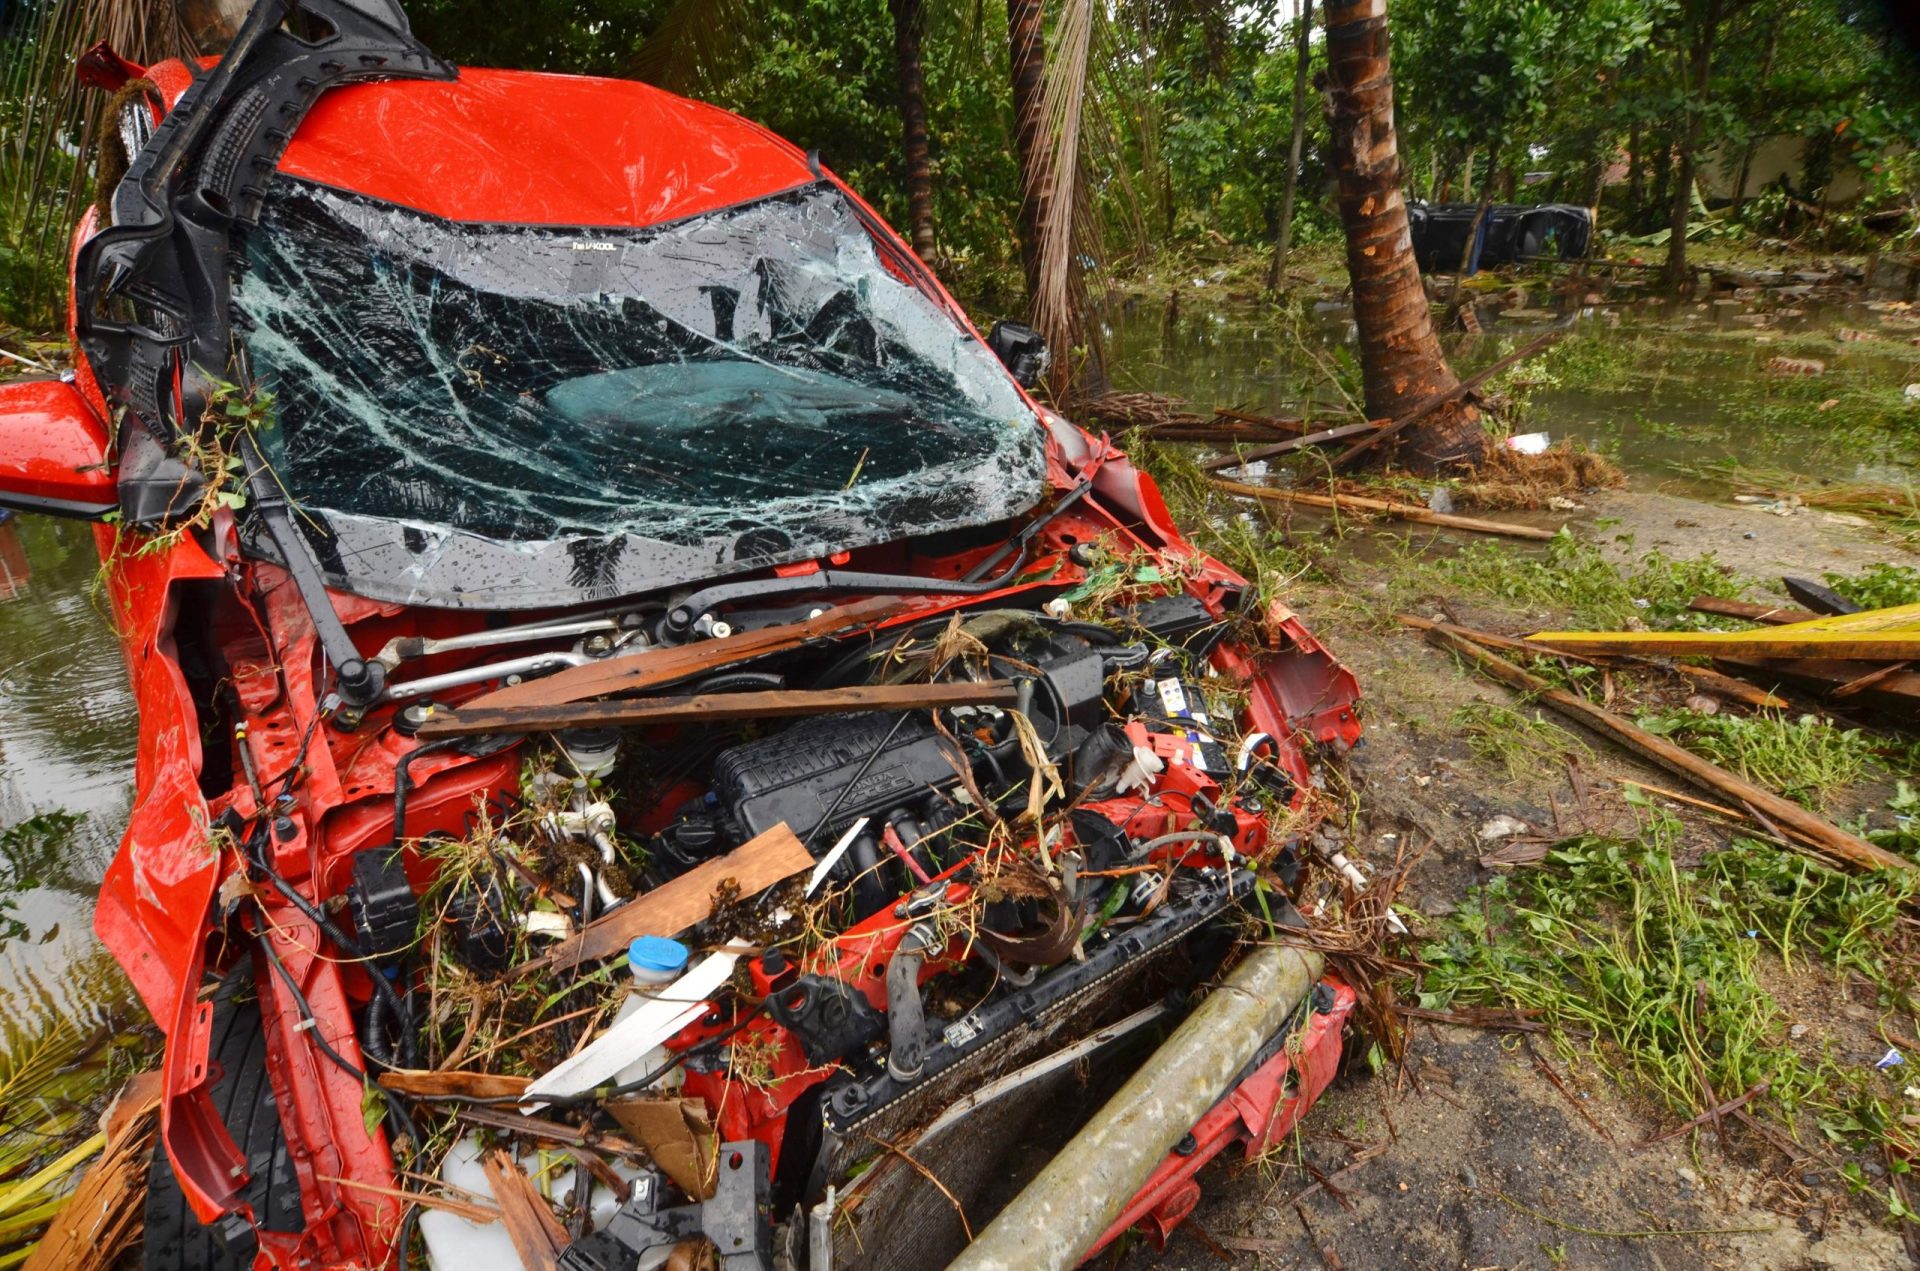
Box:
[0,0,192,325]
[1028,0,1092,381]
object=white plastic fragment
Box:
[524,946,743,1101]
[808,817,871,897]
[1504,432,1550,455]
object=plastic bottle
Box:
[612,936,692,1090]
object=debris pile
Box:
[263,546,1374,1268]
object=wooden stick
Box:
[417,679,1021,739]
[1833,660,1915,699]
[458,596,907,712]
[1664,663,1790,710]
[483,1150,569,1271]
[1216,479,1557,540]
[1686,596,1819,625]
[1202,421,1385,471]
[1395,615,1789,708]
[1631,1082,1769,1152]
[1616,779,1747,821]
[534,822,813,973]
[1332,330,1563,470]
[1421,623,1916,875]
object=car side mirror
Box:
[0,378,115,519]
[987,320,1049,389]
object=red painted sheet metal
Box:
[276,66,818,228]
[0,379,112,509]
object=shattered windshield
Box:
[235,179,1047,608]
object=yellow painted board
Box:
[1530,601,1920,660]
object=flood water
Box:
[0,292,1913,1026]
[0,512,137,1025]
[1100,286,1920,489]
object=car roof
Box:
[150,62,819,228]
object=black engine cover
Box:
[712,712,964,845]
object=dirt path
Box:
[1121,488,1917,1270]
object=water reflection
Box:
[0,513,136,1019]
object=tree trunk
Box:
[1266,0,1315,293]
[1008,0,1048,302]
[1664,0,1723,290]
[1322,0,1483,474]
[889,0,936,264]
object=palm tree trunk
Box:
[1008,0,1048,302]
[1266,0,1314,294]
[1322,0,1483,474]
[889,0,936,264]
[1664,0,1723,290]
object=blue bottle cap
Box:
[629,936,690,978]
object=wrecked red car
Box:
[0,2,1362,1266]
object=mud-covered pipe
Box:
[949,940,1325,1271]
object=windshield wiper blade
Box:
[661,474,1095,641]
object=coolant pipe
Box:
[885,923,938,1082]
[949,939,1326,1271]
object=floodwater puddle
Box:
[1099,289,1920,491]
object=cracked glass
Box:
[235,179,1047,608]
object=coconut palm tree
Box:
[1322,0,1484,474]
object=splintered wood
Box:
[534,822,814,972]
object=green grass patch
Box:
[1437,529,1750,629]
[1420,826,1918,1155]
[1451,700,1592,780]
[1635,711,1883,808]
[1826,563,1920,611]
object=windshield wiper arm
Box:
[239,434,386,709]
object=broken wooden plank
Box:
[1715,656,1920,710]
[417,680,1021,739]
[1217,479,1558,540]
[377,1069,532,1100]
[1332,330,1563,470]
[459,596,908,712]
[1687,596,1822,625]
[1421,623,1916,876]
[482,1149,570,1271]
[1202,421,1385,471]
[1833,660,1916,699]
[536,822,814,973]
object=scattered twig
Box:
[1630,1082,1770,1152]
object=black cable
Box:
[392,737,467,848]
[245,827,420,1068]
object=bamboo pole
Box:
[950,940,1325,1271]
[1420,623,1915,875]
[1215,478,1558,540]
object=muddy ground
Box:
[1115,488,1917,1270]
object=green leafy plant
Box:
[1420,827,1916,1152]
[1439,529,1749,629]
[1825,563,1920,612]
[1635,710,1880,807]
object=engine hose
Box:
[392,737,467,847]
[849,831,889,921]
[687,669,787,694]
[886,923,939,1082]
